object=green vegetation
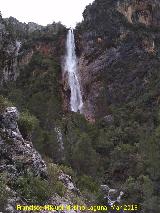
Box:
[47,163,65,197]
[0,95,13,113]
[14,164,66,204]
[18,111,39,139]
[15,173,52,204]
[59,164,76,180]
[1,3,160,211]
[3,51,63,160]
[78,175,99,194]
[0,173,9,211]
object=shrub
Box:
[53,181,65,197]
[0,173,10,211]
[15,164,66,204]
[15,173,52,204]
[78,175,99,194]
[47,163,65,197]
[71,133,100,177]
[71,196,84,206]
[18,111,39,139]
[77,175,99,202]
[0,95,13,113]
[59,164,76,180]
[123,176,143,203]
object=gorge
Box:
[0,0,160,212]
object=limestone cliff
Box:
[0,15,20,84]
[117,0,160,27]
[0,15,66,86]
[75,0,160,122]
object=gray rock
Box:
[0,107,47,180]
[2,107,19,130]
[103,115,114,124]
[101,184,124,206]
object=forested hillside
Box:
[0,0,160,212]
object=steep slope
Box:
[1,2,160,212]
[76,0,160,122]
[74,0,160,212]
[0,14,102,212]
[0,103,90,213]
[0,15,20,84]
[0,14,68,161]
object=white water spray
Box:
[65,29,83,113]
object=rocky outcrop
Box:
[28,22,43,33]
[101,185,124,207]
[0,107,46,212]
[0,107,47,180]
[75,0,160,121]
[0,14,67,87]
[0,106,89,213]
[2,41,21,83]
[117,0,160,27]
[0,16,19,84]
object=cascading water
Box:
[65,29,83,113]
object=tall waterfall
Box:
[65,29,83,113]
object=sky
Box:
[1,0,94,28]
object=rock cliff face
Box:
[0,107,88,213]
[117,0,160,27]
[0,107,47,179]
[0,15,66,86]
[0,15,19,84]
[0,107,46,212]
[76,0,160,121]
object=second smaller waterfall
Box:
[65,29,83,113]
